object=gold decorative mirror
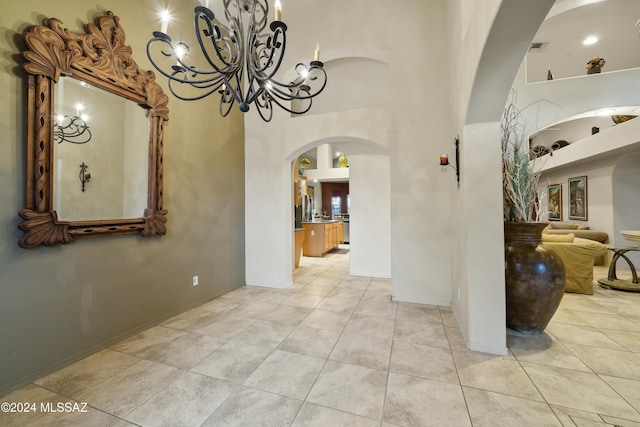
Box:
[18,11,169,248]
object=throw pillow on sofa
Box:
[542,233,575,243]
[549,222,580,230]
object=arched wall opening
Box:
[284,137,391,282]
[452,0,556,354]
[244,46,394,291]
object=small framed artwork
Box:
[547,183,562,221]
[568,176,588,220]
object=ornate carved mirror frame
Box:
[18,11,169,248]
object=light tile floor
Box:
[2,250,640,426]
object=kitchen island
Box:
[301,220,343,257]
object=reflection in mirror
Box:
[53,77,150,221]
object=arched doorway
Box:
[286,137,391,281]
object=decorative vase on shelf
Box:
[504,221,566,334]
[585,57,605,75]
[339,153,349,168]
[611,115,637,125]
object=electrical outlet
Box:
[193,276,199,286]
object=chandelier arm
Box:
[193,5,251,106]
[267,82,321,101]
[267,65,327,101]
[218,63,241,116]
[161,67,226,101]
[219,94,235,117]
[229,68,249,108]
[266,23,287,74]
[147,34,244,104]
[268,90,313,115]
[167,86,218,102]
[240,0,269,33]
[242,1,272,107]
[256,104,273,122]
[255,0,269,32]
[147,35,226,86]
[256,107,273,122]
[250,24,285,77]
[146,35,187,81]
[254,91,274,122]
[241,72,265,109]
[194,7,241,73]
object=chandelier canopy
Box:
[146,0,327,122]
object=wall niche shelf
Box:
[533,117,640,174]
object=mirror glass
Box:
[53,77,150,221]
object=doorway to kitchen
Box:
[288,138,391,280]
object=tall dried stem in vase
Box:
[501,90,554,222]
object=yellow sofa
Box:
[543,222,608,243]
[543,222,608,265]
[542,234,607,295]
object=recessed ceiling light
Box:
[583,36,598,45]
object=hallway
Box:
[2,250,639,426]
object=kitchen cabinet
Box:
[302,220,343,257]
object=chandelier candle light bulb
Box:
[160,10,170,33]
[275,0,282,21]
[314,43,320,61]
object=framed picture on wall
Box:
[568,176,588,220]
[547,183,562,221]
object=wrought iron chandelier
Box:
[146,0,327,122]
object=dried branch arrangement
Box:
[501,90,549,222]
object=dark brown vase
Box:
[504,222,566,334]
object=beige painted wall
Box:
[0,1,245,395]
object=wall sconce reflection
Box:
[54,114,92,144]
[79,162,91,192]
[440,136,460,184]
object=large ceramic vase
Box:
[504,222,566,334]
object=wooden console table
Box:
[597,246,640,292]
